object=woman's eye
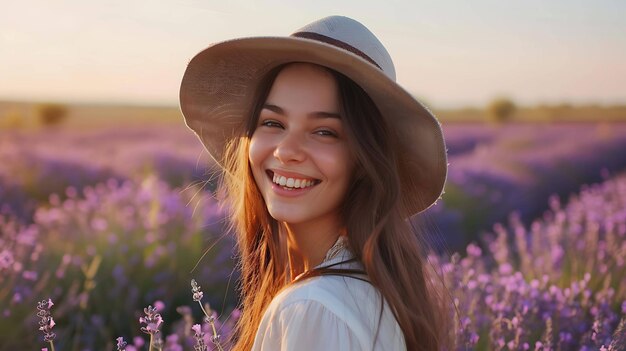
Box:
[260,120,283,128]
[314,129,337,137]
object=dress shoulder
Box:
[252,274,406,351]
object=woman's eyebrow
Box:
[262,103,284,114]
[262,103,341,119]
[311,111,342,119]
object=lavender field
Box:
[1,121,626,350]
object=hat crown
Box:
[291,15,397,81]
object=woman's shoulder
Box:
[270,273,372,314]
[275,253,379,315]
[257,272,406,350]
[272,244,384,315]
[254,245,406,350]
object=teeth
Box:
[271,173,317,189]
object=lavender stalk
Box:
[191,279,224,351]
[37,298,56,351]
[139,305,163,351]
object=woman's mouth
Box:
[266,170,321,191]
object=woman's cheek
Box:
[248,133,268,165]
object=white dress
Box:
[251,236,407,351]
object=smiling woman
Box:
[249,63,354,235]
[180,15,455,351]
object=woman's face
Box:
[248,63,355,227]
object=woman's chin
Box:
[267,209,306,225]
[268,214,301,224]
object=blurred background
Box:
[1,1,625,350]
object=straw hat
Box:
[180,15,448,215]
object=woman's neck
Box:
[283,219,344,281]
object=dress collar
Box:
[292,235,360,282]
[314,235,355,268]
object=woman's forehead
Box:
[265,63,340,115]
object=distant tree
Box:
[486,97,516,124]
[1,108,25,129]
[36,103,68,127]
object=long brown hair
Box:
[220,63,456,351]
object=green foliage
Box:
[486,98,516,124]
[36,103,69,127]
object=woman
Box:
[180,16,455,351]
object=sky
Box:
[1,0,625,109]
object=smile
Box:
[266,170,321,191]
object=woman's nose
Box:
[273,132,306,163]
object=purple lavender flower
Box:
[140,305,163,351]
[190,279,224,351]
[36,298,56,350]
[116,336,127,351]
[606,317,626,351]
[154,300,165,313]
[191,324,208,351]
[139,305,163,336]
[191,279,203,302]
[164,334,182,351]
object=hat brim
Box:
[179,36,447,215]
